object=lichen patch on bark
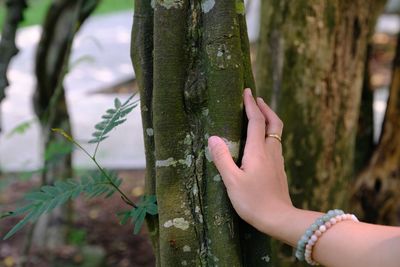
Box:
[156,155,193,168]
[201,0,215,13]
[146,128,154,136]
[213,174,222,182]
[155,157,176,167]
[163,218,190,230]
[222,138,240,159]
[156,0,184,9]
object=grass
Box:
[0,0,133,29]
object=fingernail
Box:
[208,136,220,149]
[257,97,264,103]
[246,88,252,96]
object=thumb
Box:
[208,136,241,183]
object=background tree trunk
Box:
[0,0,28,133]
[132,0,270,266]
[355,44,375,173]
[352,34,400,225]
[256,0,386,265]
[130,0,159,265]
[32,0,99,249]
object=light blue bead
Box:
[315,218,324,226]
[322,214,330,222]
[335,209,344,215]
[301,235,308,243]
[327,210,336,217]
[310,223,318,231]
[305,229,313,237]
[295,251,303,260]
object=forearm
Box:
[263,207,400,267]
[209,91,400,267]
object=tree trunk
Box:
[130,0,160,264]
[352,34,400,225]
[32,0,99,249]
[354,44,375,173]
[131,0,270,266]
[256,0,385,265]
[0,0,28,133]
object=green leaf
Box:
[82,171,122,199]
[106,109,116,114]
[3,178,85,239]
[146,203,158,215]
[117,210,132,225]
[41,185,61,196]
[6,119,35,138]
[141,195,158,215]
[3,171,126,240]
[3,208,38,240]
[114,98,122,108]
[25,191,50,201]
[88,94,138,145]
[133,207,147,234]
[88,136,108,144]
[144,195,157,204]
[115,194,158,235]
[101,114,113,119]
[9,204,36,217]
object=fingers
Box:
[208,136,241,186]
[243,88,266,151]
[256,97,284,136]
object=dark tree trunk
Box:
[352,34,400,225]
[256,0,386,265]
[32,0,99,249]
[0,0,28,132]
[355,44,375,173]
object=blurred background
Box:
[0,0,399,266]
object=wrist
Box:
[262,206,323,247]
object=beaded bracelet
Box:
[295,209,359,265]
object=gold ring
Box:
[266,133,281,142]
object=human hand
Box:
[207,88,293,235]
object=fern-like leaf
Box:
[3,172,123,240]
[82,171,122,198]
[3,180,82,240]
[89,95,138,145]
[117,195,158,234]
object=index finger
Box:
[243,88,266,153]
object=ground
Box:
[0,170,155,267]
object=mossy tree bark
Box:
[32,0,99,249]
[132,0,270,266]
[0,0,28,133]
[352,34,400,225]
[256,0,386,265]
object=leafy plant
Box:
[1,95,157,240]
[118,195,158,234]
[89,94,138,157]
[3,173,119,240]
[6,119,35,138]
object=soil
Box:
[0,170,155,267]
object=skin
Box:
[207,88,400,267]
